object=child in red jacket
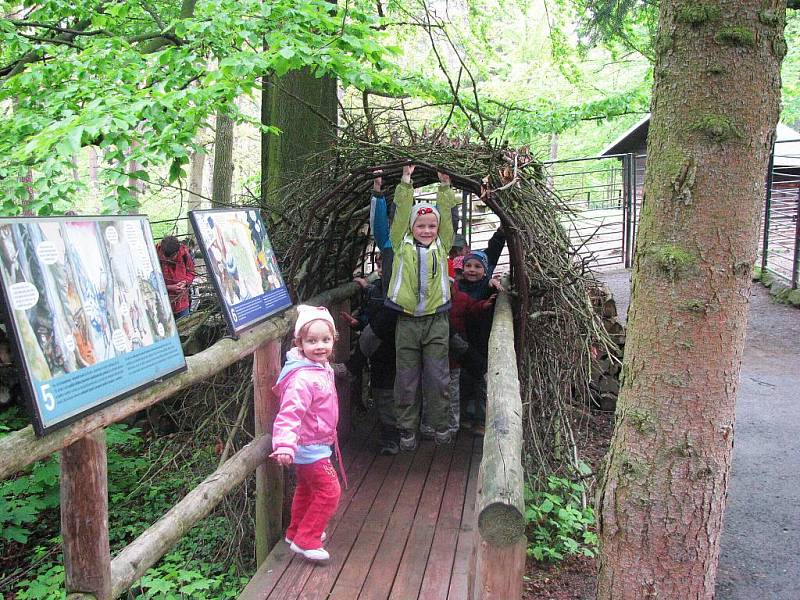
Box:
[271,305,342,562]
[421,279,496,437]
[157,236,195,319]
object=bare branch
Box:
[8,20,106,36]
[421,4,488,144]
[138,0,167,30]
[16,32,83,49]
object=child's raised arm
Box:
[369,171,391,250]
[389,164,415,248]
[436,171,458,251]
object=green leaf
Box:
[3,525,30,543]
[128,170,150,183]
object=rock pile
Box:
[588,282,624,412]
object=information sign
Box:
[189,209,292,336]
[0,216,187,436]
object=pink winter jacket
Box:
[271,348,339,460]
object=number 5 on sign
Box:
[41,384,56,411]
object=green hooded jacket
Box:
[385,182,459,316]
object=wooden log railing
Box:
[0,281,359,600]
[470,288,527,600]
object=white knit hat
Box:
[409,202,440,227]
[294,305,336,338]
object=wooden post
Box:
[333,299,351,442]
[471,537,526,600]
[470,290,527,600]
[61,430,111,600]
[253,339,283,564]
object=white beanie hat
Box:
[294,305,336,338]
[410,202,440,228]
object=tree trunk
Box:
[547,132,558,188]
[212,111,235,207]
[596,3,786,598]
[188,150,207,212]
[260,68,337,204]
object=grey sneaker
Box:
[379,439,400,455]
[399,430,418,452]
[434,429,453,445]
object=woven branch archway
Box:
[268,138,611,479]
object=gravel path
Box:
[598,269,800,600]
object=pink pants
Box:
[286,458,341,550]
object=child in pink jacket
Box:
[271,305,342,562]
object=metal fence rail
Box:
[545,145,799,288]
[542,154,638,271]
[762,139,800,288]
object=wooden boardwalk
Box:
[240,425,483,600]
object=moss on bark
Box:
[714,26,756,47]
[759,9,784,27]
[676,4,721,25]
[684,299,707,313]
[690,115,744,143]
[772,36,788,59]
[626,409,657,435]
[647,244,697,279]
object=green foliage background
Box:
[1,0,798,596]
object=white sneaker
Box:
[290,542,330,561]
[285,531,326,544]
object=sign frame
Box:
[189,208,292,338]
[0,215,187,436]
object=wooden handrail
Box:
[471,289,527,600]
[110,434,273,599]
[0,281,359,481]
[16,280,360,600]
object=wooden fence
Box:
[1,281,527,600]
[0,282,358,600]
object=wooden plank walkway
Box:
[240,426,483,600]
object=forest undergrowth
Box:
[0,360,258,600]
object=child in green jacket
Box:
[385,164,459,451]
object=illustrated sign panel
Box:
[0,216,187,436]
[190,209,291,336]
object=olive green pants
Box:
[394,312,450,433]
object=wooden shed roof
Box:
[598,115,800,168]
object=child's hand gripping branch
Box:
[271,450,293,466]
[401,163,415,184]
[489,277,505,292]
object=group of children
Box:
[269,165,504,562]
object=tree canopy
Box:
[0,0,402,214]
[2,0,798,217]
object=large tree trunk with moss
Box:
[596,2,785,598]
[260,69,337,203]
[254,66,337,562]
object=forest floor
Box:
[548,268,800,600]
[521,396,613,600]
